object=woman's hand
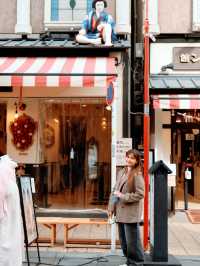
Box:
[107,210,113,219]
[114,191,123,198]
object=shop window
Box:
[44,0,93,29]
[192,0,200,31]
[33,99,112,210]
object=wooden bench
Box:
[36,217,112,247]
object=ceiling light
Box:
[105,105,112,111]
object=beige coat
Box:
[108,167,144,223]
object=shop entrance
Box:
[171,110,200,208]
[35,99,112,210]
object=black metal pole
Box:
[184,179,188,210]
[130,0,137,139]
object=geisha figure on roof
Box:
[76,0,117,46]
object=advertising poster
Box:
[19,176,37,244]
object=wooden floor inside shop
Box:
[175,183,200,210]
[39,184,109,210]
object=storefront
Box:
[150,43,200,208]
[0,46,129,212]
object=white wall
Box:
[7,99,42,164]
[154,109,171,163]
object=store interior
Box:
[171,109,200,209]
[0,99,112,210]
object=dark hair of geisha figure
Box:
[92,0,108,9]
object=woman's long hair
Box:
[125,149,143,192]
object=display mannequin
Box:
[0,155,23,266]
[76,0,117,46]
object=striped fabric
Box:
[153,95,200,109]
[0,57,116,88]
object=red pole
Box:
[143,0,150,251]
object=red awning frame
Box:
[152,94,200,109]
[0,57,117,88]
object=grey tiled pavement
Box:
[23,251,126,266]
[23,211,200,266]
[22,251,200,266]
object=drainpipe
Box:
[15,0,32,34]
[143,0,150,251]
[130,0,137,139]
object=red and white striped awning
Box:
[153,95,200,109]
[0,57,117,88]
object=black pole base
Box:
[144,254,182,266]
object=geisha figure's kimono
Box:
[0,155,23,266]
[82,10,117,42]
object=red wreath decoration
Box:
[10,113,37,151]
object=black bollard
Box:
[149,160,171,262]
[144,160,182,266]
[184,179,188,210]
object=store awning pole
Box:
[143,0,150,251]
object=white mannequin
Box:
[0,155,23,266]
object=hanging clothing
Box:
[0,155,23,266]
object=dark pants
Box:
[118,222,144,266]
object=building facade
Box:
[0,0,131,219]
[148,0,200,208]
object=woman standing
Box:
[108,149,144,266]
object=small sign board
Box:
[185,169,192,180]
[106,82,114,105]
[17,176,40,266]
[167,164,176,187]
[116,138,132,166]
[185,134,195,140]
[173,47,200,70]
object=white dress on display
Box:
[0,155,23,266]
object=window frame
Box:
[192,0,200,31]
[149,0,160,35]
[44,0,92,31]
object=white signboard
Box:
[185,169,192,180]
[116,138,132,166]
[185,134,195,140]
[167,164,176,187]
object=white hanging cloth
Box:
[0,155,23,266]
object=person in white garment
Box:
[0,155,23,266]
